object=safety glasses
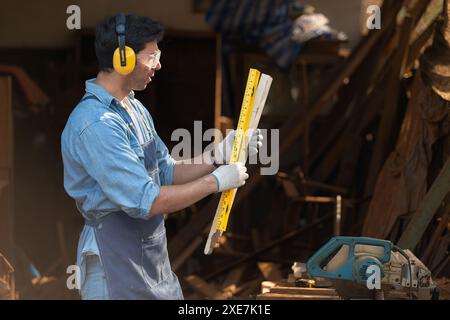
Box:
[137,50,161,69]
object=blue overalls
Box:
[62,80,183,300]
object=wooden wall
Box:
[0,76,14,262]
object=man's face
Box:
[128,41,161,91]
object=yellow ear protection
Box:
[113,13,136,75]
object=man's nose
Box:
[155,61,162,71]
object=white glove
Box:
[214,129,263,165]
[210,162,249,192]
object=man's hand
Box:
[213,129,263,165]
[210,162,249,192]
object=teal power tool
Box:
[306,236,435,299]
[307,237,391,285]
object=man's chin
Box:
[141,79,152,89]
[133,83,148,91]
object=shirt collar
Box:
[85,79,135,107]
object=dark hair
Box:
[95,14,164,72]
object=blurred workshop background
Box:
[0,0,448,300]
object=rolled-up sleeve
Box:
[76,117,159,218]
[155,133,176,186]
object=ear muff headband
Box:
[113,13,136,75]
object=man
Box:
[61,14,263,300]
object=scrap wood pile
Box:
[435,278,450,299]
[166,0,449,299]
[0,254,14,300]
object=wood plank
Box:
[311,47,393,185]
[0,76,14,262]
[257,293,340,300]
[406,17,437,73]
[0,77,13,170]
[0,278,12,300]
[365,15,414,195]
[408,0,433,26]
[398,157,450,249]
[360,66,424,236]
[433,255,449,277]
[422,200,450,264]
[269,286,338,296]
[430,234,450,272]
[308,27,397,174]
[364,0,433,193]
[0,253,14,300]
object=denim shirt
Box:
[61,79,176,269]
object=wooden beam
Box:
[364,0,435,194]
[308,31,396,179]
[406,17,437,73]
[408,0,433,26]
[0,77,13,171]
[365,15,414,195]
[0,76,14,262]
[433,255,450,276]
[430,234,450,272]
[398,156,450,249]
[311,69,388,184]
[421,197,450,263]
[214,34,223,136]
